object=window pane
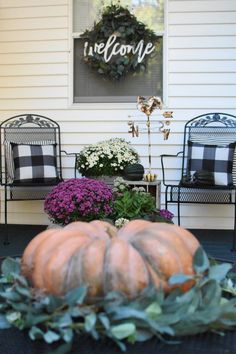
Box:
[73,0,164,103]
[74,38,163,103]
[73,0,164,33]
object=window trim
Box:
[68,0,168,109]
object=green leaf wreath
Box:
[81,4,161,80]
[1,249,236,353]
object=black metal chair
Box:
[161,112,236,251]
[0,114,70,245]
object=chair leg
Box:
[165,187,168,210]
[3,187,9,245]
[177,187,181,226]
[177,201,180,226]
[231,200,236,252]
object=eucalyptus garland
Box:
[1,249,236,353]
[81,4,160,80]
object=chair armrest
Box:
[160,151,183,186]
[61,150,76,156]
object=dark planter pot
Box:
[122,164,144,181]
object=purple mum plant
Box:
[159,209,174,221]
[44,178,114,225]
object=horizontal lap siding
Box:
[0,1,70,224]
[0,0,236,228]
[0,2,69,118]
[168,0,236,228]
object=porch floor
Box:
[0,224,236,263]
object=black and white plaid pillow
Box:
[187,141,236,186]
[11,143,58,184]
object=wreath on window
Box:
[80,4,160,80]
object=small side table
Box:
[124,179,161,209]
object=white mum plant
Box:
[76,138,139,177]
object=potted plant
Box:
[76,138,139,184]
[44,177,173,228]
[112,177,174,226]
[44,178,114,225]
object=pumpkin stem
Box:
[106,226,117,239]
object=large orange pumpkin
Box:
[21,220,200,301]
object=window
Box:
[73,0,164,103]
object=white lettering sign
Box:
[84,34,155,63]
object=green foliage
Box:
[112,178,173,223]
[113,189,156,220]
[91,0,164,33]
[1,249,236,353]
[81,4,161,80]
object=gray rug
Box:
[190,228,236,263]
[0,224,46,258]
[1,224,236,263]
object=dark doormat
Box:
[189,229,236,263]
[1,225,236,263]
[0,327,236,354]
[0,224,46,258]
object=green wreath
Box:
[81,4,160,80]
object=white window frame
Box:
[68,0,168,109]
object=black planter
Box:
[122,164,144,181]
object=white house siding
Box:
[0,0,236,229]
[168,0,236,229]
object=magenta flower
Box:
[44,178,114,225]
[159,209,174,221]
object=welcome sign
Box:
[84,34,156,64]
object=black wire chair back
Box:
[0,114,63,245]
[182,113,236,183]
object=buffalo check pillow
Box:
[187,141,236,186]
[11,143,58,184]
